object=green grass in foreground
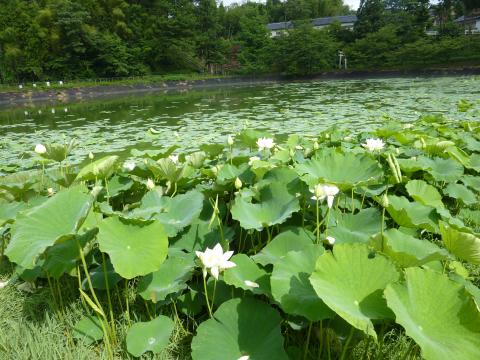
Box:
[0,260,190,360]
[0,73,227,93]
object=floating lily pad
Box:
[97,216,168,279]
[385,267,480,360]
[422,157,464,183]
[5,186,93,269]
[310,243,399,339]
[191,298,288,360]
[271,245,333,321]
[126,315,174,357]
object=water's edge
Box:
[1,66,479,107]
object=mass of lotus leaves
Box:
[1,114,480,359]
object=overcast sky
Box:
[221,0,361,10]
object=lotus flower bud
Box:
[35,144,47,154]
[146,178,155,190]
[313,141,320,150]
[235,177,242,190]
[227,135,234,146]
[88,152,94,160]
[47,188,55,196]
[326,236,336,245]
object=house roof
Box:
[454,15,480,23]
[266,15,357,31]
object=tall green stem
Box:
[101,252,116,340]
[340,326,355,360]
[316,199,320,244]
[303,321,313,360]
[203,272,213,318]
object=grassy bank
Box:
[0,73,227,94]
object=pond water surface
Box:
[1,75,479,173]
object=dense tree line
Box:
[0,0,478,82]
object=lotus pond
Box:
[0,77,480,360]
[1,75,480,174]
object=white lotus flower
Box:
[326,236,336,245]
[0,280,9,289]
[88,152,94,160]
[248,156,260,165]
[123,161,136,171]
[35,143,47,154]
[19,84,23,89]
[59,81,63,85]
[227,135,234,146]
[64,108,68,113]
[362,138,385,152]
[46,81,50,87]
[235,177,242,190]
[256,137,275,151]
[403,123,413,129]
[168,154,179,164]
[238,356,250,360]
[195,243,236,280]
[47,188,55,196]
[24,111,28,116]
[51,108,55,114]
[244,280,259,288]
[33,83,37,88]
[146,178,155,190]
[310,184,339,208]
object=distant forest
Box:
[0,0,479,82]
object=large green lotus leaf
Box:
[191,298,288,360]
[73,315,104,345]
[329,208,382,244]
[138,255,195,302]
[385,268,480,360]
[75,155,118,181]
[216,164,248,183]
[253,227,314,266]
[82,260,122,290]
[97,216,168,279]
[309,243,399,339]
[172,219,234,252]
[386,196,439,233]
[405,180,443,208]
[271,245,333,321]
[444,183,477,205]
[469,153,480,172]
[295,150,383,189]
[126,315,174,357]
[44,228,98,279]
[223,254,270,295]
[440,222,480,264]
[132,189,204,237]
[231,182,300,231]
[422,157,464,183]
[5,186,93,269]
[0,201,27,226]
[397,158,429,173]
[371,228,448,268]
[461,175,480,192]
